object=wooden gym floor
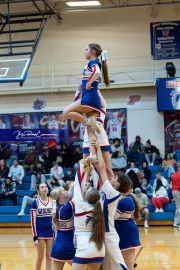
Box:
[0,226,180,270]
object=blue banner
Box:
[150,21,180,60]
[157,78,180,111]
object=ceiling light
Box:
[66,1,101,7]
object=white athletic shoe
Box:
[86,116,100,134]
[154,209,159,213]
[173,223,179,227]
[18,210,25,216]
[144,222,149,229]
[19,180,22,185]
[151,163,154,166]
[159,208,164,213]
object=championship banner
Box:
[0,108,127,158]
[164,111,180,153]
[150,21,180,60]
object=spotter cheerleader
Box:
[30,183,53,270]
[63,44,110,160]
[50,186,75,270]
[72,160,105,270]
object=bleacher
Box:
[0,165,176,226]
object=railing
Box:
[1,56,180,91]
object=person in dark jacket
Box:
[30,161,46,190]
[141,162,151,183]
[4,142,19,169]
[44,139,58,173]
[72,146,83,171]
[63,168,75,183]
[0,159,9,185]
[22,147,39,175]
[145,139,159,166]
[126,135,145,166]
[60,143,72,168]
[0,177,17,205]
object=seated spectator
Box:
[60,143,72,168]
[141,178,153,201]
[153,172,169,191]
[72,146,83,171]
[63,168,75,183]
[18,185,40,216]
[46,161,64,189]
[0,177,17,206]
[4,142,19,169]
[145,139,159,166]
[44,139,57,173]
[172,164,180,227]
[126,136,145,166]
[22,147,39,176]
[152,179,169,212]
[30,161,46,190]
[110,151,127,173]
[111,138,124,155]
[125,162,139,175]
[141,162,151,183]
[134,188,149,228]
[162,153,177,178]
[8,160,24,184]
[0,159,9,185]
[172,137,180,162]
[136,170,145,190]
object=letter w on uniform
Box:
[86,215,93,225]
[127,95,141,105]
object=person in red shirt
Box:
[44,140,57,173]
[172,137,180,162]
[172,164,180,227]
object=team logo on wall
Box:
[170,91,180,109]
[32,99,46,110]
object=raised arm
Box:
[40,116,49,126]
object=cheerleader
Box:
[30,183,53,270]
[50,187,75,270]
[113,173,141,270]
[91,139,128,270]
[63,43,110,160]
[72,161,105,270]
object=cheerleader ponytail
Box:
[88,43,110,88]
[131,194,141,222]
[87,188,105,251]
[50,187,61,232]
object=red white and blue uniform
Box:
[100,180,128,270]
[114,194,141,251]
[73,163,105,264]
[50,200,75,262]
[30,197,53,240]
[82,99,111,153]
[107,119,122,140]
[81,59,102,113]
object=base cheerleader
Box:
[30,183,53,270]
[50,186,75,270]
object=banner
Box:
[157,78,180,111]
[150,21,180,60]
[164,111,180,153]
[0,108,127,158]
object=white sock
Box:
[145,220,148,225]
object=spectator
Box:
[4,142,19,169]
[63,168,75,183]
[110,151,127,173]
[8,159,24,184]
[153,172,169,191]
[125,162,139,175]
[134,188,149,228]
[18,186,40,216]
[172,164,180,227]
[46,161,64,189]
[111,138,124,155]
[172,137,180,162]
[136,170,145,190]
[0,177,17,206]
[30,161,46,190]
[169,173,174,203]
[141,178,153,202]
[22,147,39,176]
[152,179,169,212]
[0,144,5,160]
[126,136,145,166]
[145,139,160,166]
[0,159,9,185]
[162,153,177,178]
[60,143,72,168]
[72,146,83,171]
[141,162,151,183]
[44,139,57,173]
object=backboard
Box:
[0,59,30,83]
